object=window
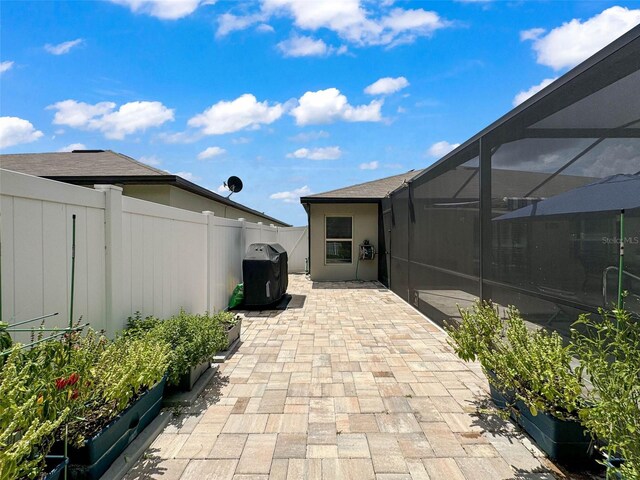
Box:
[325,216,352,264]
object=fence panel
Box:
[1,171,107,343]
[276,227,308,273]
[208,216,244,311]
[121,197,208,327]
[1,169,309,342]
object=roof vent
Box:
[71,149,105,153]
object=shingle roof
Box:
[0,150,166,177]
[303,170,423,200]
[0,150,291,226]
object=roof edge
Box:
[45,174,291,227]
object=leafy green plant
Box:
[0,347,70,480]
[572,308,640,479]
[446,301,502,369]
[64,331,170,447]
[135,311,228,386]
[448,301,584,420]
[487,307,584,420]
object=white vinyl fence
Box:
[1,170,308,342]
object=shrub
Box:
[448,302,584,420]
[446,301,502,369]
[0,347,70,480]
[487,307,584,420]
[127,310,228,386]
[64,331,170,447]
[572,308,640,478]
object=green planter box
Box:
[171,361,210,392]
[225,319,241,346]
[513,399,591,463]
[486,371,591,463]
[64,377,166,480]
[44,456,68,480]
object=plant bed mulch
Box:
[54,377,166,480]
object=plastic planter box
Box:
[486,370,591,463]
[225,319,241,346]
[44,456,68,480]
[65,377,166,480]
[173,361,210,391]
[513,399,591,462]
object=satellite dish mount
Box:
[224,176,243,198]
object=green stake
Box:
[70,214,76,330]
[617,209,624,310]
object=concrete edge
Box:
[212,337,241,363]
[162,364,220,408]
[99,410,171,480]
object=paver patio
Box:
[127,275,561,480]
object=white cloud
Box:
[0,116,44,149]
[44,39,83,55]
[277,35,331,57]
[359,161,379,170]
[139,155,162,166]
[217,183,230,193]
[270,185,312,203]
[519,27,545,41]
[427,140,460,158]
[232,136,252,144]
[0,61,14,74]
[522,6,640,70]
[216,12,267,37]
[222,0,450,47]
[174,171,199,182]
[364,76,409,95]
[109,0,209,19]
[48,100,116,128]
[289,130,329,142]
[287,146,342,160]
[291,88,382,125]
[256,23,275,33]
[48,99,174,139]
[58,143,86,152]
[188,94,284,135]
[197,146,226,159]
[512,77,558,106]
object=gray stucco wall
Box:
[309,203,379,281]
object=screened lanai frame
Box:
[382,25,640,332]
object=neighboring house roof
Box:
[0,150,290,226]
[0,150,166,177]
[300,170,424,203]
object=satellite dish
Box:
[224,176,243,197]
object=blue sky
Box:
[2,0,640,225]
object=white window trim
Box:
[325,215,353,265]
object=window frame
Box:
[324,215,353,265]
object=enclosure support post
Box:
[479,137,493,303]
[95,185,123,335]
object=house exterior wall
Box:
[309,203,378,281]
[121,184,287,226]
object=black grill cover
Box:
[242,243,288,306]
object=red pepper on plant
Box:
[55,377,67,390]
[67,372,79,386]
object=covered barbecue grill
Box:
[242,243,288,306]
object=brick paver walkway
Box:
[127,275,558,480]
